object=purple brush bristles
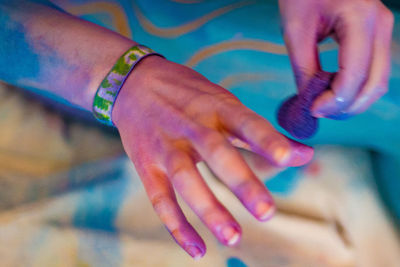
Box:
[277,71,335,139]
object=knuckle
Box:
[214,95,243,113]
[282,26,304,47]
[151,193,174,215]
[219,94,242,108]
[255,126,285,147]
[238,113,265,133]
[194,128,228,158]
[207,141,227,159]
[169,163,188,180]
[237,109,256,123]
[233,179,255,199]
[169,165,193,188]
[282,19,304,38]
[356,0,377,11]
[380,7,394,28]
[343,0,378,18]
[201,203,222,221]
[165,151,195,188]
[342,68,368,87]
[166,150,186,169]
[360,0,377,8]
[261,132,289,148]
[199,129,224,148]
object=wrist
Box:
[112,54,167,129]
[84,41,137,109]
[90,42,166,127]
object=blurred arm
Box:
[0,0,136,110]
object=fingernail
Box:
[312,97,349,119]
[311,100,332,118]
[325,112,351,120]
[270,142,291,165]
[255,201,276,221]
[186,245,203,260]
[335,96,345,104]
[290,146,314,167]
[311,104,326,118]
[221,225,241,246]
[312,111,324,118]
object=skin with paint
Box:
[279,0,393,119]
[0,0,393,260]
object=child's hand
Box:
[279,0,394,119]
[112,56,314,259]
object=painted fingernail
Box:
[290,146,314,167]
[312,111,324,118]
[335,96,345,104]
[186,245,203,260]
[269,142,291,165]
[324,109,351,120]
[311,103,328,118]
[255,201,276,221]
[221,225,241,246]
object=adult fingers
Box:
[346,6,394,115]
[312,4,377,119]
[137,162,206,259]
[190,127,276,221]
[164,148,241,246]
[279,1,321,90]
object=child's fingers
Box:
[191,128,276,221]
[345,6,393,115]
[219,103,314,167]
[137,163,206,259]
[312,5,376,118]
[165,149,242,246]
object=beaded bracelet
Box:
[92,45,164,126]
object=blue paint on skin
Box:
[0,0,66,83]
[0,1,82,108]
[0,9,40,84]
[227,257,248,267]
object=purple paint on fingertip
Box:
[277,71,335,139]
[186,245,203,260]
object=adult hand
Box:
[112,56,314,259]
[279,0,394,119]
